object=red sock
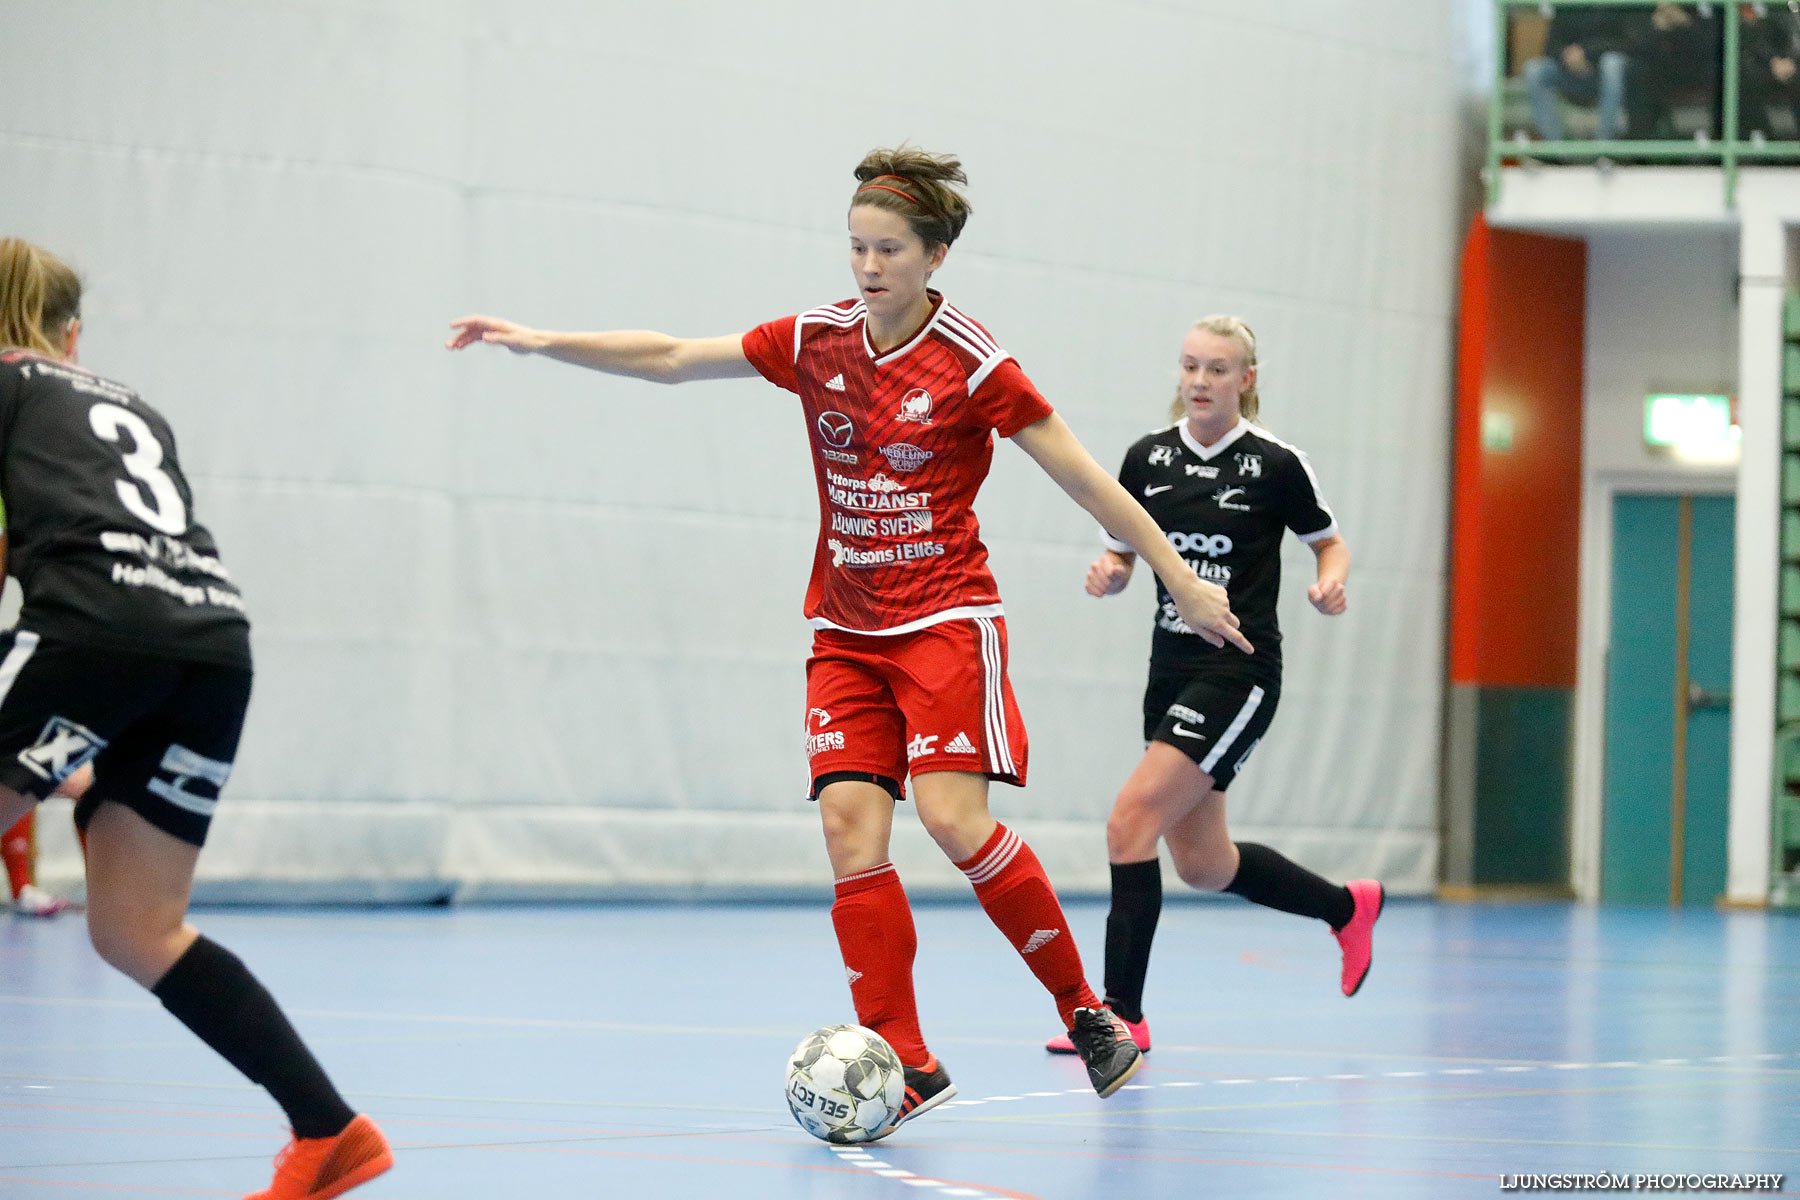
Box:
[958,824,1100,1029]
[3,812,33,900]
[831,863,930,1067]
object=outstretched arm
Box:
[446,315,759,384]
[1011,413,1251,653]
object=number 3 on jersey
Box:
[88,402,188,535]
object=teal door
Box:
[1602,494,1735,906]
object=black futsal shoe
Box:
[1068,1007,1144,1098]
[872,1056,957,1139]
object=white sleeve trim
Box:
[1100,528,1134,553]
[1295,522,1340,545]
[966,350,1012,396]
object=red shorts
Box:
[804,616,1029,792]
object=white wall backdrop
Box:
[3,0,1465,899]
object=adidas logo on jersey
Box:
[945,732,977,755]
[825,373,847,392]
[846,966,864,985]
[1021,929,1061,955]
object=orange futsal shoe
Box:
[245,1113,392,1200]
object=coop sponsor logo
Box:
[878,442,932,471]
[1166,531,1233,557]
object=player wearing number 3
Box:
[0,239,391,1200]
[449,147,1250,1127]
[1044,316,1384,1057]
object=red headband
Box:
[856,175,921,205]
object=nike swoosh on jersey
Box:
[1144,484,1174,496]
[1171,722,1206,740]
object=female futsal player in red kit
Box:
[449,147,1252,1134]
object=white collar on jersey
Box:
[1177,416,1252,461]
[860,290,945,363]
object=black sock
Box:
[152,935,355,1139]
[1100,858,1162,1024]
[1225,841,1354,930]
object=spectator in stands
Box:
[1630,2,1723,139]
[1739,4,1800,139]
[1523,7,1638,140]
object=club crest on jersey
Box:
[878,443,932,472]
[18,716,107,785]
[817,411,855,448]
[1148,445,1176,467]
[1234,452,1262,478]
[897,388,933,424]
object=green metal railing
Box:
[1488,0,1800,206]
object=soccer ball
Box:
[784,1024,906,1143]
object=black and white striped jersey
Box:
[0,351,250,667]
[1103,418,1336,676]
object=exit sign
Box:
[1644,393,1738,455]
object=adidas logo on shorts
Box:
[945,732,977,755]
[825,373,847,391]
[1021,928,1060,955]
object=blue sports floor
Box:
[2,899,1797,1198]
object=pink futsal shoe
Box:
[1045,1013,1150,1055]
[1334,879,1385,997]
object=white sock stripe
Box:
[961,827,1022,885]
[975,618,1015,775]
[1200,685,1266,774]
[0,630,40,710]
[835,862,898,886]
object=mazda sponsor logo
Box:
[817,411,854,448]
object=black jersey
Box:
[0,351,250,667]
[1103,419,1336,677]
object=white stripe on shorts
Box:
[974,617,1016,777]
[0,631,41,710]
[1200,685,1266,776]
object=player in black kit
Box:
[1045,315,1384,1055]
[0,240,391,1200]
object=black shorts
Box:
[1142,669,1280,791]
[0,630,252,847]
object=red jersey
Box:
[742,292,1053,634]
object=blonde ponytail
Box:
[0,238,82,357]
